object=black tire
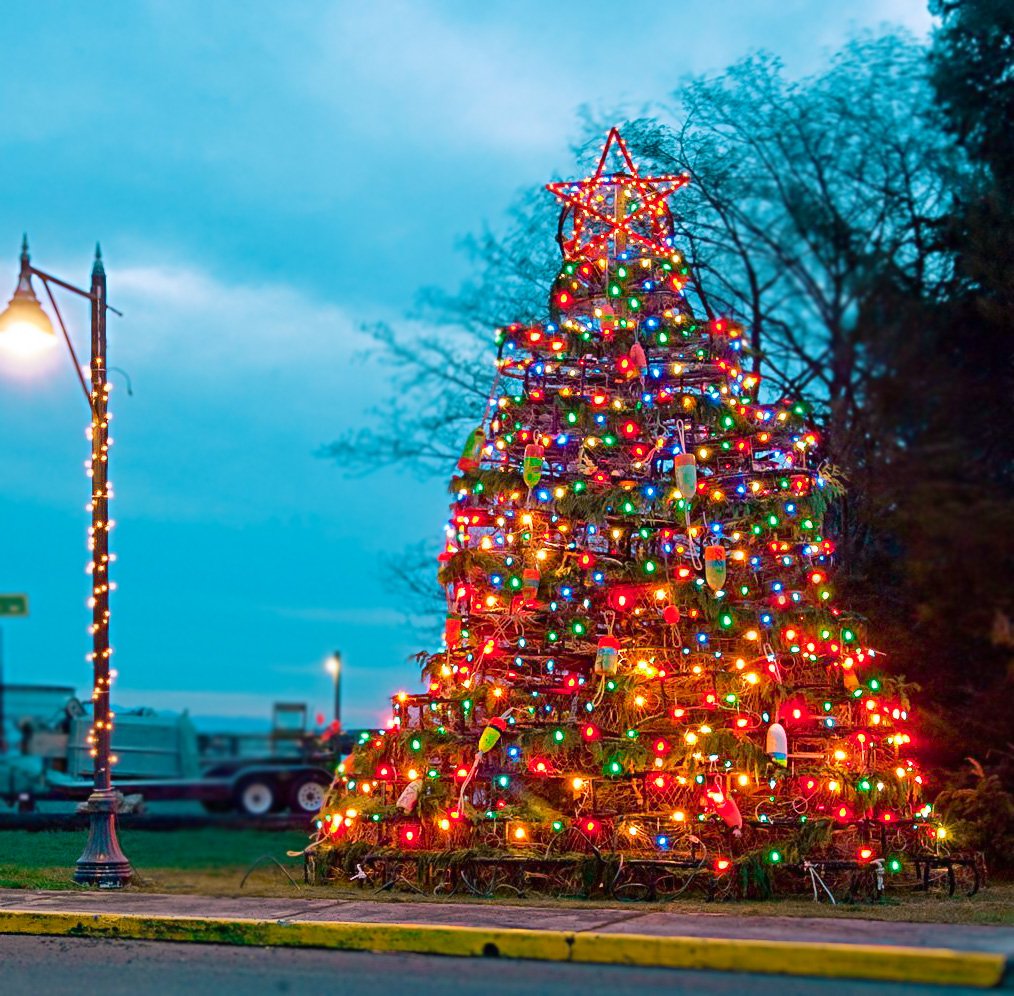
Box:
[234,776,278,816]
[289,773,329,815]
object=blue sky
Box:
[0,1,932,730]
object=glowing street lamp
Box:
[0,236,131,887]
[0,257,56,356]
[325,651,342,731]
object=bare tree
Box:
[621,34,961,465]
[320,190,560,478]
[321,30,962,617]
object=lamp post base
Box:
[74,789,133,888]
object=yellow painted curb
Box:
[569,931,1005,988]
[0,910,1004,989]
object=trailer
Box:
[0,686,347,817]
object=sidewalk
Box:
[0,889,1010,988]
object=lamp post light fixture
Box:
[0,236,131,887]
[325,651,342,731]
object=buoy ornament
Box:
[396,778,423,814]
[629,341,648,377]
[523,442,545,487]
[595,635,621,675]
[457,426,486,472]
[672,452,697,500]
[478,717,507,754]
[444,612,461,648]
[766,722,788,767]
[521,567,541,603]
[706,779,743,834]
[704,545,727,591]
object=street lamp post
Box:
[326,651,342,731]
[0,237,132,887]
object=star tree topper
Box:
[546,128,689,261]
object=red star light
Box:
[546,128,689,261]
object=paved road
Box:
[0,935,999,995]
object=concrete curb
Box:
[0,909,1005,988]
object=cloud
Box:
[297,1,934,168]
[268,605,423,627]
[0,253,449,530]
[301,4,582,158]
[113,263,360,371]
[92,261,390,522]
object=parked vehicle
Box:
[0,685,352,816]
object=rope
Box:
[457,753,482,813]
[802,860,837,904]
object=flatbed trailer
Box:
[1,686,349,816]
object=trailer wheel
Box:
[235,777,277,816]
[290,774,329,814]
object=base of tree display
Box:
[306,843,984,903]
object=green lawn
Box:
[0,829,1010,926]
[0,828,309,888]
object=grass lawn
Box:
[0,828,310,889]
[0,829,1010,926]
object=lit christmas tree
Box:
[313,130,946,897]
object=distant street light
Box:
[0,237,131,887]
[325,651,342,731]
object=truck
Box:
[0,684,348,817]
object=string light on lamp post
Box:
[0,236,131,887]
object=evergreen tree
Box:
[840,0,1014,793]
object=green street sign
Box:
[0,594,28,617]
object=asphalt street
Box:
[0,935,1001,995]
